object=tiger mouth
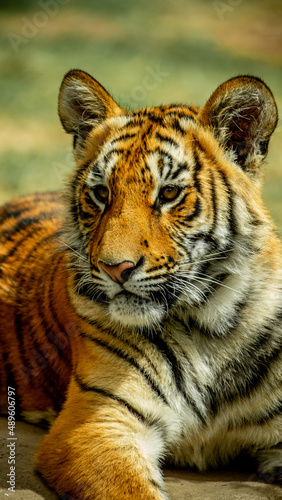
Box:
[75,275,174,327]
[106,290,168,328]
[93,289,151,305]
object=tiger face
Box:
[59,71,277,330]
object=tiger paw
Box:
[34,411,169,500]
[256,447,282,484]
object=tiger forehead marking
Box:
[87,108,197,192]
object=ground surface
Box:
[0,418,281,500]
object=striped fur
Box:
[0,70,281,499]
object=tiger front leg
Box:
[34,385,169,500]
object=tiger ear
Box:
[58,69,122,155]
[200,76,278,177]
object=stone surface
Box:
[0,418,281,499]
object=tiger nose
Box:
[98,260,136,284]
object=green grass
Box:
[1,0,282,230]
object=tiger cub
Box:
[0,70,281,499]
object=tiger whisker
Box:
[169,277,210,301]
[176,271,238,293]
[58,239,89,264]
[178,249,232,269]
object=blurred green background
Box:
[0,0,282,230]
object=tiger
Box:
[0,69,281,500]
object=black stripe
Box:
[207,327,281,415]
[74,373,147,422]
[0,208,26,226]
[23,254,68,405]
[69,162,91,190]
[186,106,198,115]
[90,262,100,274]
[142,123,153,142]
[111,133,136,144]
[147,114,164,126]
[103,148,125,164]
[170,118,186,135]
[217,169,238,235]
[123,117,142,129]
[133,109,165,125]
[155,132,179,149]
[90,161,103,179]
[69,181,82,229]
[0,193,60,226]
[0,226,44,264]
[210,170,218,227]
[153,105,168,113]
[192,149,203,194]
[80,319,164,381]
[79,332,170,406]
[158,151,173,172]
[155,157,165,178]
[1,209,59,236]
[32,192,61,203]
[254,399,282,426]
[171,161,188,180]
[0,216,40,243]
[78,191,98,225]
[14,234,57,371]
[229,399,282,431]
[79,211,95,225]
[0,212,56,242]
[166,321,208,394]
[78,196,98,229]
[46,252,70,350]
[147,335,206,424]
[184,197,202,222]
[82,189,94,206]
[166,110,197,120]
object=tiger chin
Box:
[0,70,281,500]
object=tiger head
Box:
[59,70,278,331]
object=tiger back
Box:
[0,70,281,499]
[0,192,75,421]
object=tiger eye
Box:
[93,185,109,204]
[159,185,180,203]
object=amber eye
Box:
[93,185,109,204]
[159,185,181,203]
